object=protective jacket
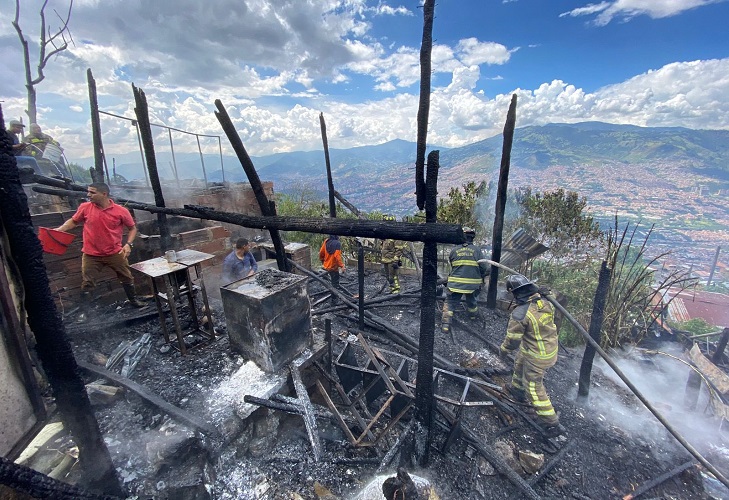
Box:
[23,133,59,157]
[502,294,558,361]
[381,239,406,263]
[446,243,489,294]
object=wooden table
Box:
[131,250,215,355]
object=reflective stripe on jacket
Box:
[381,239,406,263]
[503,296,558,360]
[446,243,488,293]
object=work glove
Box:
[391,261,399,270]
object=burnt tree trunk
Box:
[87,69,106,184]
[414,0,435,210]
[32,183,466,243]
[415,150,440,466]
[577,260,612,399]
[0,109,123,496]
[132,84,173,251]
[320,113,336,218]
[486,94,518,309]
[214,100,289,271]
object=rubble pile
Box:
[54,268,724,499]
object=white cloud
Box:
[561,0,726,25]
[2,0,728,164]
[456,38,515,66]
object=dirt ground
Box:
[61,268,729,499]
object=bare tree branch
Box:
[12,0,74,123]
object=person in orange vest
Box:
[319,235,345,304]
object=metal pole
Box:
[168,128,181,188]
[218,136,226,183]
[134,121,150,187]
[196,134,208,188]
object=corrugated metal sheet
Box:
[500,228,549,269]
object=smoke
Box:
[581,344,729,467]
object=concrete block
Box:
[221,269,311,373]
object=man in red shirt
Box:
[56,182,144,321]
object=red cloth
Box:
[72,200,135,257]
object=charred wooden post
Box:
[133,84,173,251]
[577,260,612,399]
[487,94,518,309]
[358,240,365,329]
[214,99,288,271]
[334,190,364,219]
[414,150,440,466]
[0,110,123,495]
[320,113,336,218]
[32,181,466,243]
[87,69,106,184]
[414,0,435,210]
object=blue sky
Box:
[1,0,728,162]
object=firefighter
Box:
[441,226,488,333]
[22,123,61,158]
[380,214,408,294]
[500,274,564,437]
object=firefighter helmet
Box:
[383,214,396,222]
[463,226,476,242]
[506,274,538,297]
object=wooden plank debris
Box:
[77,360,219,437]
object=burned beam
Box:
[414,149,440,466]
[320,113,336,218]
[133,84,173,251]
[214,100,288,271]
[31,184,465,243]
[487,94,518,309]
[77,360,219,437]
[334,190,364,219]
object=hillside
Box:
[106,122,729,225]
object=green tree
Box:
[436,181,486,233]
[515,187,603,260]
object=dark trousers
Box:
[81,252,134,291]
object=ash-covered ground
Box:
[62,268,728,499]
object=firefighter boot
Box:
[441,302,453,333]
[123,284,146,308]
[468,306,478,321]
